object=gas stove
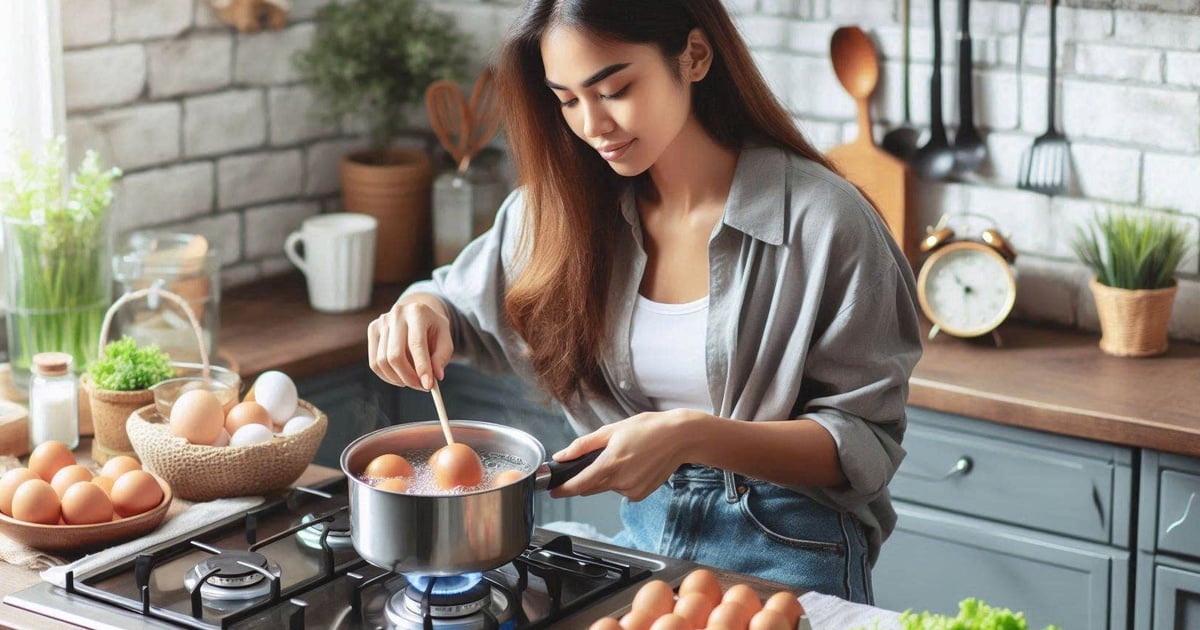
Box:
[4,477,698,629]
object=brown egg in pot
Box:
[364,453,414,479]
[375,477,411,493]
[492,469,527,488]
[430,443,484,490]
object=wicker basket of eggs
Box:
[107,286,327,501]
[127,368,327,501]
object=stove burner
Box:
[386,575,513,629]
[296,512,353,551]
[183,550,282,602]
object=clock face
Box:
[917,243,1016,337]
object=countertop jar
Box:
[30,352,79,450]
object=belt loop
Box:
[723,471,739,503]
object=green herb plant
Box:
[859,598,1062,630]
[0,136,120,382]
[1072,211,1192,291]
[294,0,469,148]
[88,336,174,391]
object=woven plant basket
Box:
[86,287,214,465]
[127,400,328,501]
[83,373,153,463]
[1090,278,1178,357]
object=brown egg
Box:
[375,477,411,493]
[91,475,115,497]
[430,443,484,490]
[707,602,752,630]
[748,608,792,630]
[61,481,113,525]
[493,469,526,487]
[0,468,39,516]
[169,389,225,445]
[678,568,723,608]
[589,618,623,630]
[11,479,61,524]
[111,470,164,517]
[722,584,763,615]
[99,455,141,479]
[619,608,657,630]
[763,592,803,626]
[50,464,94,498]
[673,591,715,628]
[225,401,271,435]
[631,580,675,619]
[28,440,76,482]
[648,614,691,630]
[364,454,414,479]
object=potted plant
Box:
[295,0,468,284]
[82,336,174,463]
[0,137,119,390]
[1072,211,1193,357]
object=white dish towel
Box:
[799,591,901,630]
[40,496,264,588]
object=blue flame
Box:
[406,572,484,596]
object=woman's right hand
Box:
[367,294,453,390]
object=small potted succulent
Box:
[1072,211,1193,357]
[294,0,468,283]
[82,336,174,463]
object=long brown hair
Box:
[497,0,842,406]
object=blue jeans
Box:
[611,465,873,604]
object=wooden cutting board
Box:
[827,128,918,270]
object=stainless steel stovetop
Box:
[4,477,698,629]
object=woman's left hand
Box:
[549,409,707,501]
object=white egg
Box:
[282,415,316,436]
[253,371,298,424]
[212,429,230,447]
[230,423,275,447]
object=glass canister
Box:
[111,232,220,363]
[432,159,509,268]
[30,352,79,449]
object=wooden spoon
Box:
[830,26,880,149]
[429,381,455,445]
[425,80,471,169]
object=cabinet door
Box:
[1154,565,1200,630]
[298,366,394,469]
[874,502,1128,630]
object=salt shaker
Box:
[29,352,79,450]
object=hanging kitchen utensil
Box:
[911,0,956,181]
[1018,0,1069,194]
[826,26,918,268]
[882,0,921,159]
[425,80,471,169]
[462,68,502,173]
[342,420,601,575]
[429,381,455,445]
[952,0,986,175]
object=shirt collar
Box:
[618,144,787,246]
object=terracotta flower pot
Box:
[1089,278,1178,358]
[82,374,153,464]
[340,149,433,284]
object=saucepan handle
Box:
[535,450,603,492]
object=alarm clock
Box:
[916,214,1018,341]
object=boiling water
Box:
[360,448,531,495]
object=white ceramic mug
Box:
[285,214,377,313]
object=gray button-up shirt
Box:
[400,145,923,563]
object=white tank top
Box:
[629,293,713,413]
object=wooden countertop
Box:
[221,275,1200,458]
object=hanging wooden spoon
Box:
[461,69,502,173]
[425,80,471,169]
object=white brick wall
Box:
[56,0,1200,343]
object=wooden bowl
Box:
[126,400,328,502]
[0,475,172,553]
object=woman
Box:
[367,0,921,603]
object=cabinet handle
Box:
[1166,492,1196,536]
[903,456,973,482]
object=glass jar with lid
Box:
[112,232,220,363]
[30,352,79,449]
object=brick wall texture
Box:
[62,0,1200,341]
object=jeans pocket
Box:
[737,484,846,555]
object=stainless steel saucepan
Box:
[340,420,599,576]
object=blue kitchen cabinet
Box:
[875,406,1134,629]
[1134,451,1200,630]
